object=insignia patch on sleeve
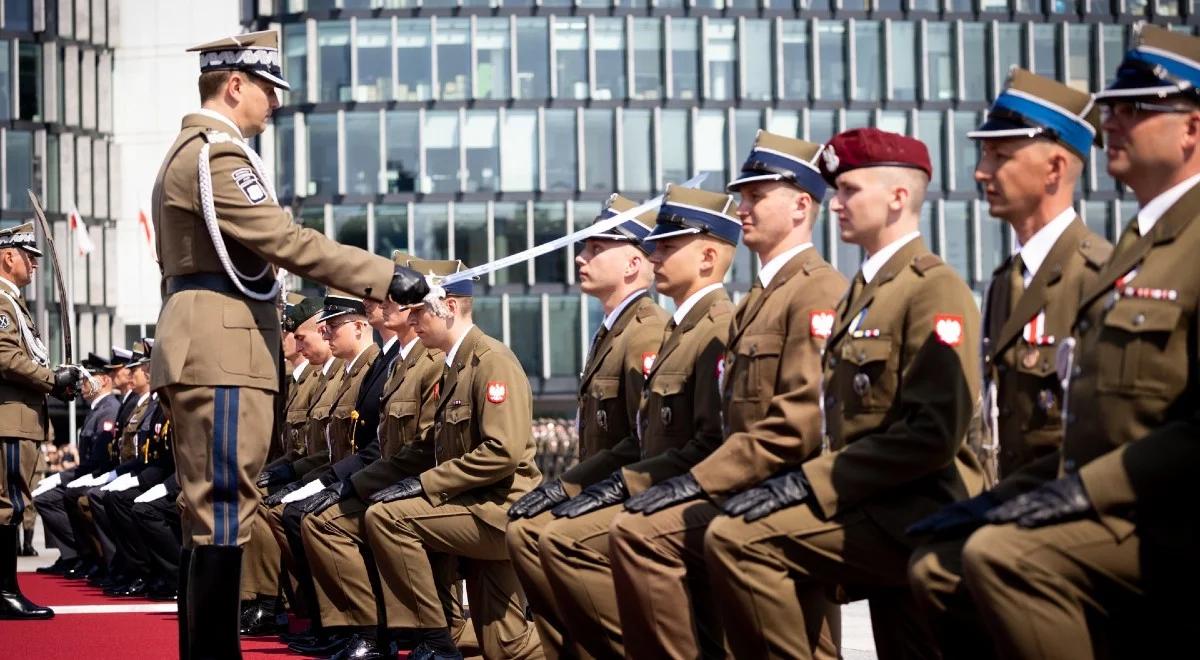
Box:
[809,310,835,339]
[0,313,8,329]
[232,167,268,205]
[102,421,114,432]
[934,314,964,347]
[486,381,507,404]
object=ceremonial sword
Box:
[27,189,94,386]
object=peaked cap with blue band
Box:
[1095,24,1200,102]
[187,30,290,91]
[405,258,476,298]
[644,185,741,246]
[0,221,43,257]
[727,130,828,200]
[969,68,1101,159]
[318,290,367,323]
[590,194,658,254]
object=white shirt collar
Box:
[291,360,309,382]
[398,337,420,360]
[321,357,337,376]
[445,324,476,367]
[381,335,399,355]
[121,390,132,403]
[345,344,372,374]
[758,242,813,287]
[0,276,21,297]
[89,391,112,409]
[862,232,921,284]
[135,391,152,407]
[1137,172,1200,237]
[604,289,647,331]
[1015,207,1076,284]
[673,282,725,326]
[196,108,244,139]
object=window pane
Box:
[473,297,503,342]
[317,21,351,102]
[962,23,988,102]
[661,109,691,185]
[854,20,883,102]
[1101,26,1126,88]
[743,19,773,102]
[476,18,511,100]
[374,203,409,258]
[493,202,528,285]
[781,19,810,101]
[453,203,489,268]
[978,203,1008,278]
[817,20,846,100]
[5,0,32,31]
[464,110,499,193]
[502,110,538,193]
[767,110,800,138]
[356,18,392,101]
[275,116,295,200]
[534,202,568,284]
[437,18,471,101]
[878,110,909,135]
[345,112,381,195]
[1067,24,1092,92]
[621,109,653,194]
[808,110,836,147]
[694,109,727,193]
[412,203,449,260]
[554,17,588,100]
[1083,201,1110,242]
[306,113,338,196]
[917,111,944,193]
[583,109,614,193]
[332,204,368,250]
[544,109,577,192]
[926,22,954,101]
[47,134,60,212]
[981,0,1008,10]
[516,18,550,100]
[705,19,736,101]
[284,23,308,104]
[942,201,971,280]
[18,43,42,121]
[385,111,419,193]
[6,130,32,211]
[733,110,762,165]
[509,295,543,377]
[632,18,663,101]
[0,42,9,121]
[548,295,582,378]
[423,111,460,194]
[1032,25,1059,81]
[396,19,433,101]
[996,24,1024,80]
[670,18,700,101]
[953,112,980,193]
[594,18,626,101]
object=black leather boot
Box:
[239,596,288,636]
[177,547,192,660]
[186,545,243,659]
[0,523,54,620]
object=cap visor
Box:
[19,245,43,257]
[251,69,291,91]
[726,173,784,192]
[642,227,703,243]
[317,309,350,323]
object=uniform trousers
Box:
[82,486,119,566]
[907,536,997,660]
[33,483,78,559]
[63,485,110,562]
[506,510,592,660]
[163,384,272,547]
[266,497,321,618]
[241,500,281,601]
[100,487,153,576]
[705,505,928,660]
[131,493,183,582]
[364,495,544,660]
[0,438,39,525]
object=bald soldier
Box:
[153,30,428,656]
[536,187,738,658]
[0,221,81,620]
[705,129,984,659]
[609,132,848,659]
[506,194,668,659]
[906,70,1111,658]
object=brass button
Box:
[1132,313,1145,326]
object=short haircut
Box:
[198,70,233,102]
[452,296,474,316]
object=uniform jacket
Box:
[0,281,54,440]
[133,403,175,488]
[983,219,1110,495]
[811,238,984,547]
[1067,183,1200,546]
[329,339,401,481]
[75,392,121,475]
[691,247,848,497]
[566,292,669,492]
[351,341,444,499]
[279,362,319,461]
[324,343,381,464]
[150,112,394,393]
[292,359,345,477]
[119,393,154,463]
[419,326,541,531]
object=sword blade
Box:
[27,189,74,366]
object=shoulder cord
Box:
[0,291,49,366]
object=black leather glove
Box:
[370,477,424,504]
[551,472,628,519]
[263,481,302,507]
[624,473,704,514]
[51,366,82,401]
[388,265,430,306]
[984,474,1091,528]
[721,470,810,522]
[906,492,1000,537]
[508,480,568,520]
[302,479,352,515]
[256,462,296,489]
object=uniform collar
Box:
[1015,207,1076,281]
[195,108,244,139]
[603,289,647,331]
[0,275,22,298]
[291,360,309,382]
[321,356,337,376]
[445,324,476,367]
[673,282,725,326]
[758,242,813,287]
[398,336,419,360]
[89,391,112,409]
[135,391,152,408]
[862,231,921,284]
[345,344,373,374]
[1137,172,1200,236]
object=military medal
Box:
[596,409,608,431]
[852,372,870,397]
[1037,389,1056,411]
[660,406,673,425]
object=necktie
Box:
[843,272,865,320]
[1008,253,1025,315]
[1115,218,1140,254]
[586,325,609,365]
[738,281,765,325]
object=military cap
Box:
[318,290,367,323]
[970,68,1101,159]
[727,130,829,200]
[819,128,933,185]
[1095,24,1200,102]
[283,294,323,332]
[391,250,412,265]
[0,221,43,257]
[127,340,152,367]
[82,352,110,371]
[643,185,741,246]
[110,346,133,367]
[590,194,657,254]
[404,259,475,297]
[187,30,290,91]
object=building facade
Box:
[243,0,1193,410]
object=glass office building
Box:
[244,0,1191,409]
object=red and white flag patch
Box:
[102,421,114,432]
[934,314,964,347]
[810,310,835,339]
[641,352,657,377]
[486,381,507,404]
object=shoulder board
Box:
[911,253,944,275]
[708,298,736,320]
[634,296,662,320]
[800,257,831,275]
[201,129,235,145]
[1077,237,1113,269]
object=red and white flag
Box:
[69,208,95,256]
[137,209,155,251]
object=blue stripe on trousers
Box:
[212,387,240,546]
[6,441,24,520]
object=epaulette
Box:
[201,129,235,145]
[801,257,831,275]
[708,298,736,320]
[911,253,944,275]
[1078,237,1113,269]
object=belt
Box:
[165,273,244,296]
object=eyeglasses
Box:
[1099,101,1196,124]
[319,318,359,337]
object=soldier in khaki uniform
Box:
[905,71,1111,658]
[705,129,984,660]
[364,260,544,660]
[959,25,1200,657]
[506,195,667,659]
[536,187,738,658]
[153,31,429,656]
[0,221,79,620]
[608,132,848,659]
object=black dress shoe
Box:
[288,630,352,656]
[327,634,395,660]
[407,642,464,660]
[240,600,288,636]
[63,560,97,580]
[102,578,134,596]
[116,577,148,598]
[35,557,73,575]
[147,582,178,601]
[85,566,111,586]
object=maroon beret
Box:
[819,128,933,186]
